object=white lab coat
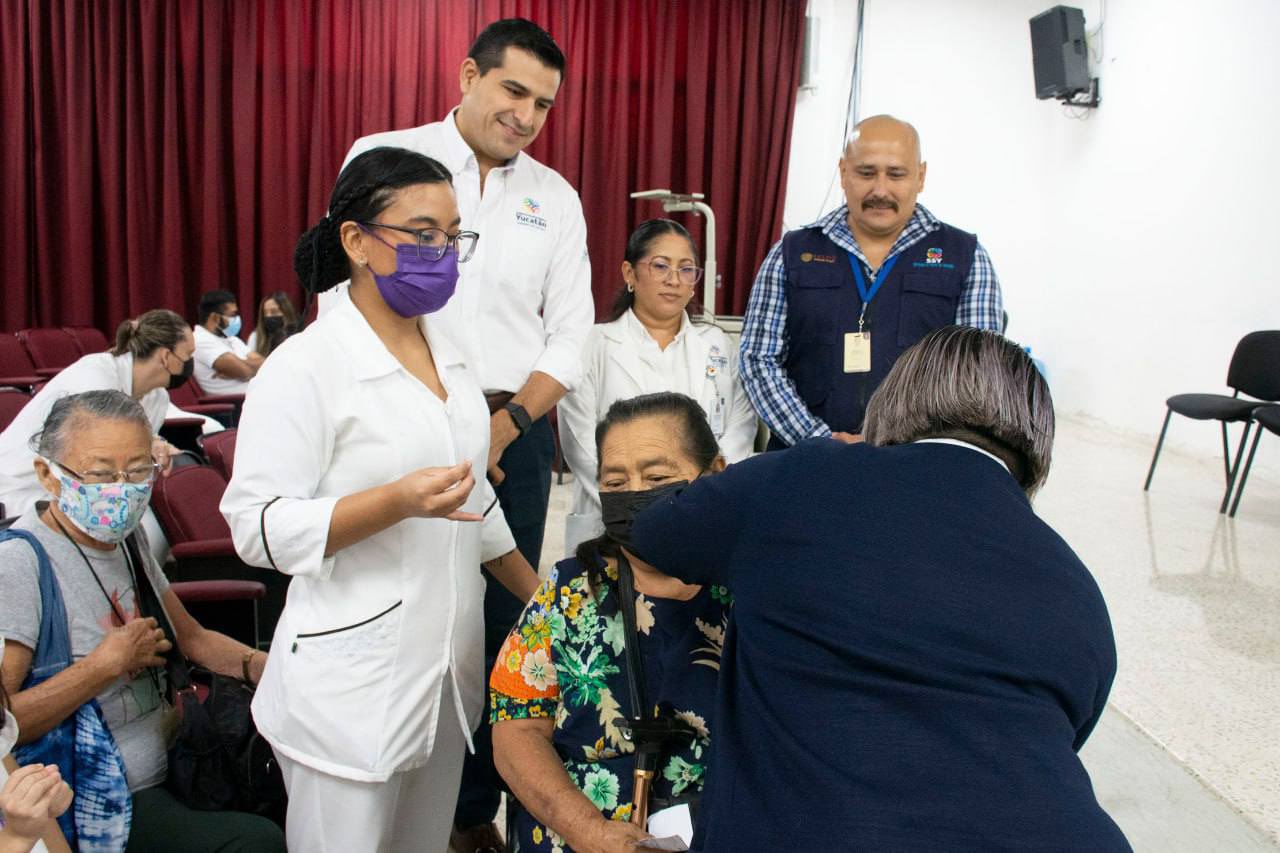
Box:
[220,295,516,783]
[0,352,170,515]
[557,310,758,553]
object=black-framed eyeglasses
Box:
[638,258,703,285]
[51,458,161,486]
[360,221,480,263]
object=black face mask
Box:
[262,316,286,335]
[167,353,195,390]
[599,480,689,551]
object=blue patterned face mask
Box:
[44,460,152,544]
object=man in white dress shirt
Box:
[341,19,593,851]
[191,289,262,396]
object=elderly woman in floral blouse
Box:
[490,393,730,853]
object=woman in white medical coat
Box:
[557,219,758,553]
[220,147,539,853]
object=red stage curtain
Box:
[0,0,805,331]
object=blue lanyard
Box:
[847,251,900,331]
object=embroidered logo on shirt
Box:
[799,252,836,263]
[925,247,944,265]
[515,197,548,230]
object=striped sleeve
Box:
[954,241,1005,332]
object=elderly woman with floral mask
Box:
[0,390,283,852]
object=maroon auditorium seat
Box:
[0,335,43,389]
[168,378,237,423]
[63,325,111,354]
[17,328,81,376]
[200,428,237,482]
[0,388,31,431]
[150,463,287,641]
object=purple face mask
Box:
[363,229,460,318]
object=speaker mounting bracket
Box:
[1060,77,1101,109]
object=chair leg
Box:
[1219,421,1253,514]
[1144,409,1173,491]
[253,599,262,651]
[1221,422,1233,485]
[1228,425,1266,518]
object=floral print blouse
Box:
[490,556,731,853]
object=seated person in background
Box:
[557,220,756,555]
[630,327,1129,851]
[491,392,730,853]
[0,310,190,559]
[245,292,301,358]
[0,391,284,852]
[192,290,262,395]
[1,640,72,853]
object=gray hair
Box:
[32,390,152,460]
[861,326,1054,495]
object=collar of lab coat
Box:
[439,108,522,176]
[603,307,692,346]
[113,351,136,396]
[331,292,466,382]
[601,309,708,395]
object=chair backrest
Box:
[167,378,201,407]
[0,334,39,376]
[0,389,31,431]
[63,326,111,354]
[17,328,81,371]
[1227,330,1280,401]
[201,429,237,481]
[150,463,233,544]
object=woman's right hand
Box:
[91,617,171,678]
[0,763,73,845]
[578,818,652,853]
[395,461,483,521]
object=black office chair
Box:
[1143,330,1280,513]
[1227,404,1280,517]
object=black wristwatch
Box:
[503,401,532,437]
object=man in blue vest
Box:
[740,114,1004,448]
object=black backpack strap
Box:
[123,533,194,694]
[616,551,648,720]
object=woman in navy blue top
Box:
[632,327,1130,852]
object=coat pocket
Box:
[275,600,405,772]
[898,273,961,347]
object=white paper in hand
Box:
[643,803,693,848]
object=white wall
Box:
[785,0,1280,479]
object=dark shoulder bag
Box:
[125,534,285,816]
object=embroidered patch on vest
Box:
[799,252,836,263]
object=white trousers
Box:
[275,696,467,853]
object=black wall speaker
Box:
[1029,5,1090,100]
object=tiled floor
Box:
[526,416,1280,850]
[1037,416,1280,848]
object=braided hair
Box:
[294,147,454,294]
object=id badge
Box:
[710,395,726,435]
[843,331,871,373]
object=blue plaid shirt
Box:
[739,204,1004,445]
